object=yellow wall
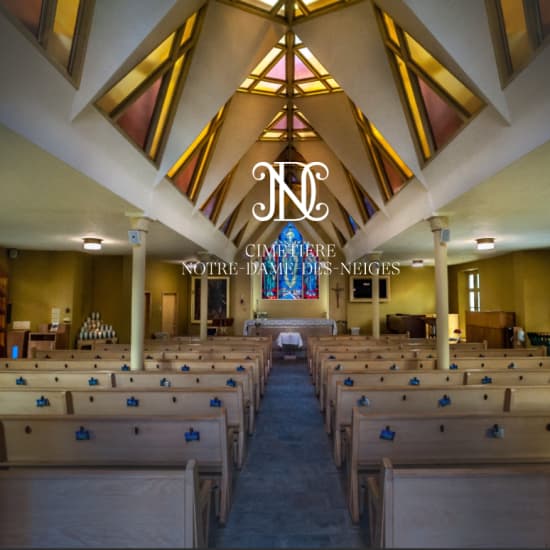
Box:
[449,249,550,335]
[346,266,436,334]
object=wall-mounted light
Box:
[82,237,102,251]
[476,237,495,251]
[411,259,424,268]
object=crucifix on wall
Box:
[331,281,344,308]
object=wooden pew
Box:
[152,360,261,409]
[451,346,547,358]
[464,369,550,386]
[324,371,465,431]
[113,371,255,434]
[347,409,550,522]
[319,359,436,411]
[0,461,210,548]
[507,386,550,412]
[70,387,248,468]
[0,389,70,415]
[369,458,550,548]
[448,357,550,370]
[331,384,508,467]
[0,411,232,525]
[0,371,114,389]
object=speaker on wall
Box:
[441,229,451,243]
[128,230,141,245]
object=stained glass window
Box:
[262,223,319,300]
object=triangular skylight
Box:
[167,104,227,203]
[377,9,484,162]
[96,10,203,161]
[226,0,361,22]
[239,33,342,97]
[260,105,319,141]
[351,100,414,202]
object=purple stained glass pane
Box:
[1,0,43,36]
[417,76,463,150]
[173,151,200,195]
[294,55,315,80]
[266,56,286,80]
[202,194,218,219]
[363,196,376,217]
[117,77,162,150]
[273,116,288,130]
[381,154,405,195]
[293,115,307,130]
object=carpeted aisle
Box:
[215,356,368,548]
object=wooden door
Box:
[161,293,177,337]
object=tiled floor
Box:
[214,358,368,548]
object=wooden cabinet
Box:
[465,311,515,348]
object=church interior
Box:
[1,0,550,548]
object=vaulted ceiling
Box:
[0,0,549,264]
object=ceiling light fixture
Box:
[82,237,103,251]
[476,237,495,251]
[411,259,424,267]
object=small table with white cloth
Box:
[275,332,304,349]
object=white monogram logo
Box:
[251,161,330,222]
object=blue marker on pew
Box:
[344,377,354,386]
[210,398,222,408]
[379,426,395,441]
[409,376,420,386]
[438,394,451,407]
[185,428,200,442]
[36,396,50,407]
[75,426,90,441]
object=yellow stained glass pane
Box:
[49,0,79,69]
[369,122,413,179]
[191,133,216,199]
[294,35,303,45]
[302,0,340,10]
[278,35,286,45]
[405,33,483,115]
[180,12,197,46]
[395,54,431,160]
[382,12,399,46]
[150,55,185,159]
[255,81,283,93]
[500,0,533,71]
[263,131,285,139]
[241,0,278,10]
[298,46,329,76]
[297,81,327,93]
[296,130,318,139]
[251,47,282,76]
[240,78,254,89]
[168,121,212,178]
[325,78,341,89]
[97,34,174,114]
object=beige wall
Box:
[449,249,550,335]
[346,266,436,334]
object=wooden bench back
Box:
[375,459,550,549]
[0,371,114,389]
[449,357,550,370]
[451,346,547,358]
[0,412,229,467]
[0,389,70,415]
[70,387,244,427]
[464,369,550,386]
[507,386,550,412]
[0,461,201,549]
[351,409,550,469]
[319,359,436,406]
[324,370,464,417]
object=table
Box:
[275,332,304,349]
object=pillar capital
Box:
[428,216,449,233]
[126,213,152,232]
[367,250,383,262]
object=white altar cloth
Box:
[243,318,337,336]
[275,332,304,349]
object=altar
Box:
[243,318,337,337]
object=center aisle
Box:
[215,356,368,548]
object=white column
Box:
[429,216,449,370]
[129,217,149,371]
[369,252,382,339]
[199,268,209,341]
